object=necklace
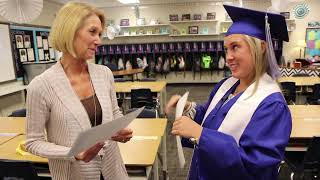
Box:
[89,76,97,127]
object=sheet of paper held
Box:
[175,91,189,168]
[67,107,144,156]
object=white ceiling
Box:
[48,0,238,8]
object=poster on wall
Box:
[43,38,49,50]
[15,35,24,48]
[23,35,31,48]
[27,48,35,61]
[305,28,320,58]
[38,48,44,60]
[19,49,27,62]
[37,36,43,48]
[49,48,55,59]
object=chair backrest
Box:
[131,88,154,108]
[126,108,157,118]
[312,84,320,101]
[304,137,320,169]
[9,108,26,117]
[292,73,310,77]
[0,159,39,180]
[280,82,296,104]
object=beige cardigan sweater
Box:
[25,61,128,180]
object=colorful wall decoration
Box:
[306,28,320,57]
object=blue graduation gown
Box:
[182,79,292,180]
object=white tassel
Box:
[265,14,281,79]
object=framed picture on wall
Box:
[182,14,191,21]
[37,36,43,48]
[305,28,320,58]
[49,48,55,59]
[27,48,35,61]
[169,14,178,21]
[38,48,44,60]
[15,35,24,48]
[120,19,129,26]
[207,12,216,20]
[23,35,31,48]
[193,14,202,20]
[19,49,27,62]
[43,39,49,50]
[188,26,198,34]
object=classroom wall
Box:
[284,0,320,63]
[0,0,319,116]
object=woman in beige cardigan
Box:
[25,2,132,180]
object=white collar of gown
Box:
[202,73,281,145]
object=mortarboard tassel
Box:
[265,14,281,79]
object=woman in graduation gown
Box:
[165,5,292,180]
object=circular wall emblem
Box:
[294,3,310,19]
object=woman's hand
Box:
[165,95,191,116]
[111,128,133,143]
[75,142,104,163]
[165,95,181,115]
[172,116,203,139]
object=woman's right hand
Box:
[74,142,104,163]
[165,95,182,115]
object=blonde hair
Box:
[49,2,105,58]
[243,35,268,95]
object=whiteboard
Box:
[0,24,16,82]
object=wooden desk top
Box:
[0,118,167,166]
[0,117,25,134]
[0,135,47,163]
[118,138,160,166]
[0,135,161,166]
[289,105,320,138]
[0,117,167,137]
[279,77,320,86]
[128,118,167,137]
[112,68,144,76]
[115,81,167,93]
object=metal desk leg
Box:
[153,155,159,180]
[162,132,168,180]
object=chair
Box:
[130,88,159,117]
[292,73,310,77]
[138,77,156,82]
[126,108,157,118]
[0,159,39,180]
[131,88,157,109]
[8,108,26,117]
[307,84,320,105]
[280,82,296,104]
[280,137,320,180]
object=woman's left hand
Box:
[172,116,203,139]
[111,128,133,143]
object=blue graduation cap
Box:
[223,4,289,79]
[224,4,289,42]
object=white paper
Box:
[175,91,189,168]
[38,49,44,60]
[67,107,144,156]
[43,39,49,50]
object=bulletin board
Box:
[0,23,16,82]
[305,28,320,57]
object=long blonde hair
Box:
[49,2,105,58]
[243,35,268,95]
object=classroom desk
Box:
[288,105,320,151]
[115,81,167,114]
[279,76,320,86]
[0,117,25,134]
[0,118,168,180]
